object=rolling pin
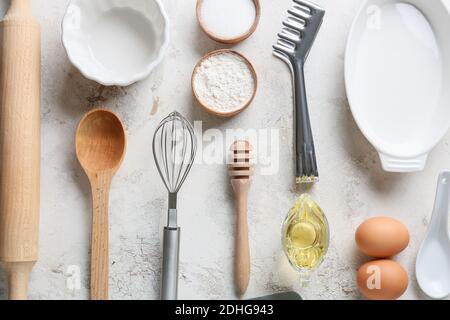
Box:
[0,0,41,300]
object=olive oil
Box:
[282,194,329,275]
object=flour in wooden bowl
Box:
[192,50,257,117]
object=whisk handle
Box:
[161,226,180,300]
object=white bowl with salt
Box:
[196,0,260,44]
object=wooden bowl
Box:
[196,0,261,44]
[192,49,258,118]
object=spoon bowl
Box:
[416,239,450,299]
[75,108,126,300]
[76,109,126,176]
[416,171,450,299]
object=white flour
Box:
[193,52,255,113]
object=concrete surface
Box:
[0,0,448,300]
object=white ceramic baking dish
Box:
[62,0,170,86]
[345,0,450,172]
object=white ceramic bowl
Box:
[345,0,450,172]
[62,0,170,86]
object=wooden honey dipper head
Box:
[229,140,253,180]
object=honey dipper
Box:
[229,140,253,297]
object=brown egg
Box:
[357,259,408,300]
[355,217,409,258]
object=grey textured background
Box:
[0,0,449,300]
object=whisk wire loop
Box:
[153,112,197,194]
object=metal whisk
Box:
[152,111,197,300]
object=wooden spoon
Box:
[75,108,126,300]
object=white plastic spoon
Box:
[416,171,450,299]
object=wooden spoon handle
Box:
[234,192,250,296]
[89,173,111,300]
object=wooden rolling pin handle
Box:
[5,261,35,300]
[89,172,112,300]
[8,0,31,14]
[0,0,40,301]
[232,180,251,297]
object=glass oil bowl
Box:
[282,194,330,285]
